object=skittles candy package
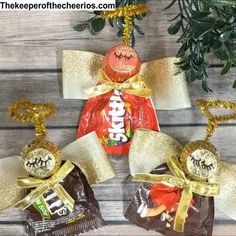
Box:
[77,45,159,155]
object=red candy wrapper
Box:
[77,45,159,155]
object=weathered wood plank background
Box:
[0,0,236,235]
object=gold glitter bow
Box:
[133,155,220,232]
[84,69,151,98]
[101,4,147,46]
[15,160,75,212]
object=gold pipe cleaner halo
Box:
[197,99,236,141]
[9,99,61,179]
[180,99,236,182]
[101,3,148,46]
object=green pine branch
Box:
[73,0,147,47]
[74,0,236,91]
[165,0,236,91]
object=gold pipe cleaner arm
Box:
[196,99,236,141]
[9,99,56,138]
[101,3,148,46]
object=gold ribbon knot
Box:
[133,155,220,232]
[84,69,151,98]
[14,160,75,212]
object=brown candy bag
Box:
[125,164,214,236]
[8,100,107,236]
[25,163,105,236]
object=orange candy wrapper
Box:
[77,45,159,155]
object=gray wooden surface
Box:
[0,0,236,235]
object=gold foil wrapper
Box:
[62,132,115,185]
[21,139,62,179]
[62,50,191,110]
[0,156,27,211]
[180,140,219,181]
[129,129,183,176]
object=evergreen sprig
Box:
[74,0,236,91]
[165,0,236,91]
[74,0,147,47]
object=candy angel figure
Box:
[0,99,115,236]
[62,44,191,155]
[125,98,236,235]
[76,45,159,155]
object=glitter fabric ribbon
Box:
[84,69,151,98]
[15,160,75,212]
[62,50,191,110]
[133,155,220,232]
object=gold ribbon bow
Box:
[84,69,151,98]
[133,155,220,232]
[15,160,75,212]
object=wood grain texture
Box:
[0,0,235,235]
[0,224,236,236]
[0,69,235,127]
[0,0,225,70]
[1,126,236,161]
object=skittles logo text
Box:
[108,90,128,143]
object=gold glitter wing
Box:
[62,50,191,110]
[129,129,183,176]
[141,57,191,110]
[210,161,236,220]
[61,132,115,185]
[0,156,27,211]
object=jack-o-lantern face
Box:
[102,44,141,83]
[180,140,219,181]
[21,140,61,179]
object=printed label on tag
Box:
[34,189,69,219]
[34,197,50,219]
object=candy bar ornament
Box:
[62,45,191,155]
[77,45,159,154]
[125,99,236,235]
[0,99,116,235]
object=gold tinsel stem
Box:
[196,99,236,141]
[101,3,147,46]
[9,99,55,138]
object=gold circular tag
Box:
[21,139,61,179]
[180,140,219,181]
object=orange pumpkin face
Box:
[102,44,141,83]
